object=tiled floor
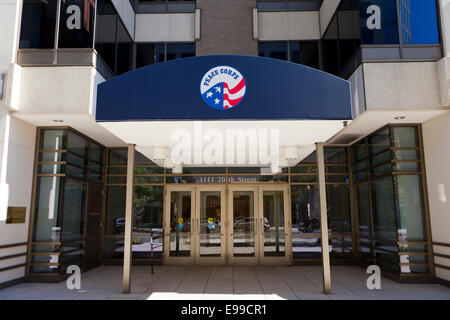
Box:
[0,265,449,300]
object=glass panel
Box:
[40,130,66,150]
[258,41,288,61]
[263,191,285,257]
[169,191,192,257]
[116,18,132,75]
[61,178,86,241]
[371,176,397,240]
[90,144,104,163]
[34,177,62,241]
[134,176,164,184]
[166,43,195,61]
[233,191,255,257]
[357,182,372,236]
[327,184,351,235]
[107,176,126,184]
[132,237,162,260]
[290,175,318,183]
[134,186,164,235]
[135,151,157,165]
[68,131,88,157]
[324,147,347,163]
[289,41,319,69]
[393,149,420,160]
[393,161,420,172]
[369,128,390,155]
[337,1,361,70]
[290,165,317,174]
[354,142,367,161]
[199,191,222,257]
[58,0,96,48]
[396,175,426,241]
[136,44,155,69]
[392,127,419,147]
[19,0,58,49]
[38,164,65,174]
[104,237,124,259]
[399,0,439,45]
[39,152,64,162]
[292,237,321,259]
[105,186,126,234]
[322,14,339,75]
[135,166,164,174]
[291,185,320,236]
[360,0,400,45]
[95,0,118,73]
[108,149,127,165]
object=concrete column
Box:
[123,144,135,293]
[316,142,332,294]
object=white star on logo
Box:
[206,92,213,98]
[214,98,220,104]
[215,87,221,93]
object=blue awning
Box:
[96,55,352,122]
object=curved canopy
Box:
[96,55,352,122]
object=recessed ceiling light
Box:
[394,116,406,120]
[53,119,64,123]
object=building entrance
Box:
[163,185,292,266]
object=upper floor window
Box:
[19,0,58,49]
[257,0,323,11]
[136,43,196,69]
[136,0,196,13]
[95,0,133,76]
[20,0,96,49]
[360,0,440,45]
[258,41,319,69]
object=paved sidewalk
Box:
[0,265,449,300]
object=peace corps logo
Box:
[200,66,246,110]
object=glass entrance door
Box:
[258,186,292,265]
[163,185,226,265]
[227,186,291,265]
[165,185,291,265]
[164,186,195,265]
[195,186,226,265]
[227,187,260,265]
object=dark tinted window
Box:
[58,0,96,48]
[259,41,319,69]
[19,0,58,49]
[95,0,118,73]
[360,0,399,44]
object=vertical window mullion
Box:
[53,0,62,64]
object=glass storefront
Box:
[353,125,431,275]
[29,126,432,279]
[31,128,105,274]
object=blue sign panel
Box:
[96,55,352,122]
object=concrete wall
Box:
[0,1,32,286]
[135,13,195,42]
[439,0,450,57]
[17,66,98,116]
[258,11,320,41]
[348,65,366,119]
[196,0,257,56]
[0,110,35,285]
[363,62,442,110]
[422,112,450,282]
